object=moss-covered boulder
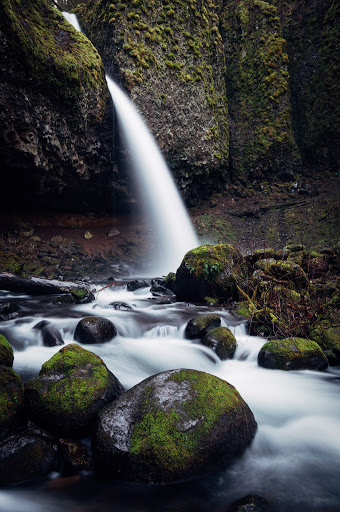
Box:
[74,316,118,344]
[254,259,309,289]
[184,314,221,340]
[0,0,123,213]
[257,337,328,371]
[76,0,229,205]
[0,334,13,367]
[0,424,58,485]
[94,369,257,483]
[174,244,247,301]
[24,344,123,436]
[0,365,24,439]
[202,327,237,360]
[309,324,340,365]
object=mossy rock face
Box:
[76,0,229,205]
[309,325,340,365]
[0,365,24,439]
[24,344,123,436]
[0,334,14,368]
[254,259,309,290]
[0,0,120,214]
[175,244,247,301]
[219,0,301,181]
[202,327,237,360]
[0,424,57,485]
[184,314,221,340]
[94,369,257,483]
[257,337,328,371]
[74,316,118,344]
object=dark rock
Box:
[257,337,328,371]
[202,327,237,360]
[24,344,123,436]
[93,369,257,483]
[0,365,24,439]
[0,424,58,485]
[150,284,176,299]
[185,314,222,339]
[0,334,14,367]
[59,438,91,474]
[109,302,134,311]
[0,302,21,321]
[74,316,117,344]
[33,321,64,348]
[127,280,149,292]
[226,494,271,512]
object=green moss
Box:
[0,0,106,107]
[0,335,14,368]
[183,243,243,280]
[31,344,111,415]
[130,370,241,473]
[0,365,23,425]
[258,337,328,369]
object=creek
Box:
[1,283,340,512]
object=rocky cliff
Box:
[0,0,128,213]
[76,0,230,205]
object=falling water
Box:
[63,12,199,275]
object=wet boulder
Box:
[24,344,123,436]
[0,302,21,321]
[0,334,14,367]
[0,365,24,439]
[94,369,257,483]
[74,316,117,344]
[0,424,58,485]
[202,327,237,360]
[227,494,271,512]
[174,244,248,302]
[185,314,221,339]
[33,320,64,347]
[127,280,149,292]
[257,337,328,371]
[59,438,91,474]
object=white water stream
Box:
[1,285,340,512]
[63,12,199,276]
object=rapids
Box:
[1,283,340,512]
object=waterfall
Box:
[62,12,199,275]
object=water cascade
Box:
[63,12,199,275]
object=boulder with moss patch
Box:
[93,369,257,483]
[257,337,328,371]
[202,327,237,360]
[254,259,309,290]
[175,244,248,302]
[24,344,123,436]
[0,365,24,439]
[184,314,221,339]
[0,334,13,367]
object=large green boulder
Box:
[202,327,237,360]
[94,369,257,483]
[174,244,247,301]
[0,334,13,368]
[24,344,123,436]
[257,337,328,371]
[254,259,309,290]
[0,365,24,439]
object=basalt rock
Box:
[93,369,257,483]
[0,334,14,368]
[257,337,328,371]
[0,365,24,439]
[202,327,237,360]
[0,0,129,214]
[74,316,117,344]
[76,0,229,205]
